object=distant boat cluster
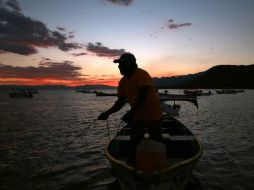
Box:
[182,89,245,96]
[8,89,38,98]
[76,89,117,96]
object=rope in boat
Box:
[11,119,99,190]
[10,117,124,190]
[49,116,124,173]
[49,119,97,173]
[33,119,98,189]
[35,117,124,189]
[106,119,111,141]
[106,117,125,141]
[209,143,243,170]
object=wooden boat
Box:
[183,89,213,96]
[216,89,237,94]
[105,116,202,190]
[9,90,33,98]
[158,93,198,108]
[199,91,213,96]
[76,89,95,93]
[234,89,244,93]
[95,91,117,96]
[183,89,202,96]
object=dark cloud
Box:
[56,26,66,31]
[4,0,21,12]
[104,0,133,6]
[0,3,81,55]
[0,61,84,79]
[39,57,51,63]
[167,19,192,30]
[86,42,126,58]
[68,34,75,39]
[72,52,88,57]
[68,31,75,39]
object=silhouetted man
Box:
[98,53,163,166]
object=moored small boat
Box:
[95,91,117,96]
[183,89,203,96]
[158,93,198,108]
[8,90,33,98]
[105,116,202,190]
[183,89,213,96]
[216,89,237,94]
[233,89,244,93]
[76,89,95,93]
[199,91,213,96]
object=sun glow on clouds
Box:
[144,55,219,77]
[1,0,253,86]
[0,0,125,86]
[0,76,119,86]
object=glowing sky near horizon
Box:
[0,0,254,86]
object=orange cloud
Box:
[0,77,119,87]
[0,61,119,86]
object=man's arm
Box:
[98,96,126,120]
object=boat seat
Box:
[115,135,129,141]
[169,135,195,141]
[115,133,160,141]
[162,133,170,139]
[115,134,194,141]
[113,135,197,158]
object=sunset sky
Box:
[1,0,254,86]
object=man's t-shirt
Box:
[117,68,163,121]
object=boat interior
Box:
[107,117,201,166]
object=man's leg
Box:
[128,121,145,166]
[147,120,163,142]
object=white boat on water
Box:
[216,89,244,94]
[158,93,198,108]
[183,89,213,96]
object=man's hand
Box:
[98,112,109,120]
[122,111,133,123]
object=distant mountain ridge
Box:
[153,72,204,88]
[154,64,254,89]
[1,64,253,89]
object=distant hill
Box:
[154,64,254,89]
[153,72,204,88]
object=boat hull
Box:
[109,160,197,190]
[106,117,202,190]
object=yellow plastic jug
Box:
[136,138,167,172]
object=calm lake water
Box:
[0,89,254,190]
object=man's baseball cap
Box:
[113,53,136,63]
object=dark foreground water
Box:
[0,89,253,190]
